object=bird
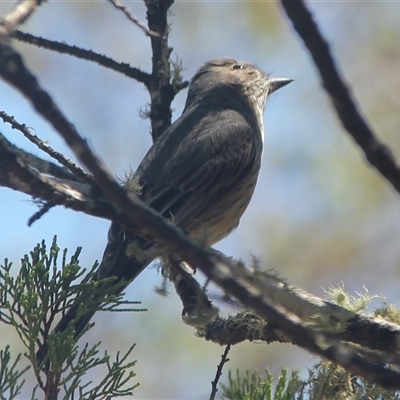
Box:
[53,57,292,339]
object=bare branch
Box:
[11,30,151,84]
[0,111,92,184]
[201,308,400,365]
[107,0,160,38]
[4,122,400,369]
[4,127,398,365]
[144,0,176,141]
[0,134,112,225]
[0,0,40,36]
[0,131,79,181]
[0,135,101,214]
[280,0,400,195]
[209,345,231,400]
[3,126,400,387]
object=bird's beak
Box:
[268,77,293,94]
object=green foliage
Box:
[325,285,381,314]
[117,168,143,194]
[0,346,29,400]
[0,237,142,399]
[170,55,185,91]
[222,368,302,400]
[326,284,400,326]
[222,363,400,400]
[304,361,400,400]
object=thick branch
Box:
[280,0,400,195]
[200,313,288,346]
[3,136,400,361]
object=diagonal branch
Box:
[0,134,97,212]
[0,111,92,184]
[0,130,80,182]
[28,202,55,226]
[11,30,151,84]
[1,37,400,389]
[3,129,400,366]
[280,0,400,195]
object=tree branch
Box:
[201,308,400,364]
[0,0,40,36]
[0,134,101,214]
[209,345,231,400]
[4,131,398,365]
[280,0,400,195]
[144,0,176,141]
[107,0,160,38]
[11,30,151,84]
[0,130,79,182]
[0,111,92,183]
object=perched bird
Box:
[54,58,292,338]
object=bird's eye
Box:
[231,64,243,70]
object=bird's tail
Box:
[53,305,97,339]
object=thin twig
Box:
[107,0,160,39]
[280,0,400,195]
[12,30,151,84]
[0,111,92,184]
[0,0,40,36]
[209,345,231,400]
[28,202,55,226]
[0,131,79,181]
[0,134,95,209]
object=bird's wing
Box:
[136,106,263,235]
[97,106,262,280]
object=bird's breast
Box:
[189,167,260,245]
